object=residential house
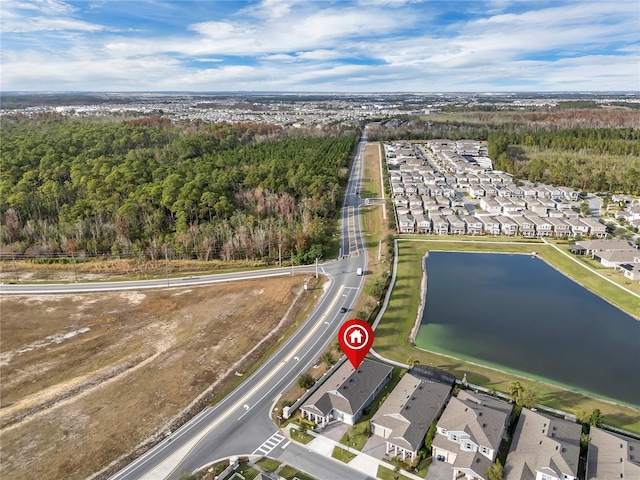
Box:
[564,218,590,237]
[620,262,640,281]
[511,215,536,237]
[526,198,550,217]
[394,196,409,208]
[534,186,552,198]
[371,367,454,462]
[414,214,432,234]
[404,184,418,195]
[495,216,518,236]
[558,186,580,201]
[469,184,486,199]
[480,217,501,235]
[408,194,423,210]
[432,214,449,235]
[479,198,502,215]
[463,215,484,235]
[300,359,393,427]
[496,197,522,215]
[505,408,581,480]
[525,214,553,237]
[544,185,564,198]
[578,217,607,238]
[391,183,405,195]
[586,427,640,480]
[574,239,635,256]
[432,390,512,480]
[483,185,498,197]
[398,214,416,234]
[593,249,639,268]
[547,217,572,237]
[447,215,466,235]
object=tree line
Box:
[1,116,357,262]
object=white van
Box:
[356,268,363,276]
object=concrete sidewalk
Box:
[283,424,424,480]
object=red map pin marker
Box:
[338,318,374,370]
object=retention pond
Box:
[414,251,640,407]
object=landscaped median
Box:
[373,237,640,435]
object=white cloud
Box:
[1,0,638,91]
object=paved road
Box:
[0,267,317,294]
[106,126,373,480]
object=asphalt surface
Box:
[103,126,373,480]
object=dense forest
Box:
[369,111,640,194]
[0,116,357,262]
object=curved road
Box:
[0,127,373,479]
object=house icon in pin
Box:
[349,328,364,345]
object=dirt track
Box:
[0,276,318,479]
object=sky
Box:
[1,0,639,92]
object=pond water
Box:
[414,252,640,407]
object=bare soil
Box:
[0,275,319,480]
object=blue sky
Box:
[1,0,638,92]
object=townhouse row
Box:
[397,211,606,238]
[298,359,638,480]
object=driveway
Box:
[317,421,349,442]
[362,435,388,460]
[425,458,454,480]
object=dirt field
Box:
[0,275,320,480]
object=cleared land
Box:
[0,275,321,480]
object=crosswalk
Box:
[252,432,285,456]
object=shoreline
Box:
[413,343,640,412]
[408,251,429,345]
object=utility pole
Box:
[315,256,318,279]
[291,252,294,276]
[165,246,169,287]
[12,252,18,283]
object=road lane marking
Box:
[252,432,285,456]
[281,440,291,450]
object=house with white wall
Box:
[505,408,581,480]
[432,390,512,480]
[300,359,392,427]
[371,368,454,462]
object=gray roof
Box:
[505,409,581,480]
[576,239,634,251]
[454,450,493,478]
[587,427,640,480]
[594,249,639,264]
[302,359,392,418]
[371,371,452,451]
[435,390,511,451]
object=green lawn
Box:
[376,465,414,480]
[373,239,640,434]
[331,446,357,463]
[277,465,317,480]
[232,464,261,480]
[255,457,281,472]
[290,427,314,445]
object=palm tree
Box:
[508,381,524,404]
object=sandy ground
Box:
[0,275,318,480]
